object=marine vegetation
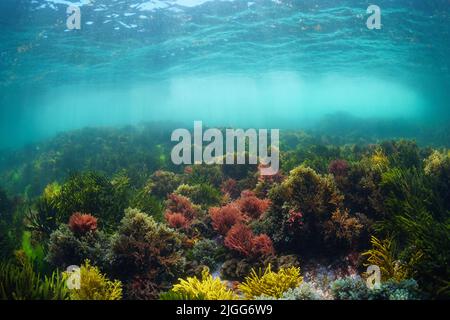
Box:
[0,124,449,300]
[0,252,69,300]
[67,260,122,300]
[224,224,274,258]
[238,264,303,299]
[362,236,420,282]
[330,276,423,300]
[110,208,186,294]
[161,268,238,300]
[46,215,111,271]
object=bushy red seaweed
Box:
[165,212,190,229]
[164,193,198,229]
[224,224,274,258]
[209,203,245,236]
[235,190,270,219]
[68,212,98,235]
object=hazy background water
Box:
[0,0,449,149]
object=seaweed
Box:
[0,124,448,299]
[0,253,69,300]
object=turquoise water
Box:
[0,0,449,148]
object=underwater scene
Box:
[0,0,449,302]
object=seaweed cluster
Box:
[0,124,449,300]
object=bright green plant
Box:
[43,182,62,205]
[21,231,45,270]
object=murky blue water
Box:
[0,0,449,149]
